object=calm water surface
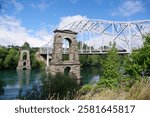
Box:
[0,67,101,100]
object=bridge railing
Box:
[39,47,53,55]
[39,47,128,55]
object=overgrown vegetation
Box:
[22,73,80,100]
[0,47,19,69]
[77,34,150,100]
[76,78,150,100]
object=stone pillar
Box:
[17,50,31,70]
[49,30,80,80]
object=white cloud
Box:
[111,0,144,17]
[0,15,88,47]
[0,15,52,47]
[58,15,88,29]
[0,0,24,14]
[12,0,24,12]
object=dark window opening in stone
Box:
[23,62,26,66]
[62,38,72,61]
[23,52,27,60]
[49,59,52,63]
[64,67,71,76]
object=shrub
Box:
[41,72,80,100]
[22,72,80,100]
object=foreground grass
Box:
[76,78,150,100]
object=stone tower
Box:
[49,29,80,80]
[17,50,31,70]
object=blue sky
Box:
[0,0,150,46]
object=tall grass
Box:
[76,78,150,100]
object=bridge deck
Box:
[40,50,129,55]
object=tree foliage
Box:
[4,48,19,69]
[22,42,30,50]
[98,43,122,89]
[0,47,8,69]
[125,34,150,78]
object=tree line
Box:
[0,42,45,70]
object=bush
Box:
[40,72,80,100]
[22,72,80,100]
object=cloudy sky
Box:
[0,0,149,47]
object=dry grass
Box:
[127,78,150,100]
[76,78,150,100]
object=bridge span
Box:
[39,19,150,80]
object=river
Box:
[0,67,101,100]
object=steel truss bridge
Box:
[40,19,150,55]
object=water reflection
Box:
[0,67,101,99]
[17,70,30,99]
[0,70,42,100]
[0,80,4,95]
[81,67,102,84]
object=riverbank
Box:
[76,78,150,100]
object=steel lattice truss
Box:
[40,19,150,55]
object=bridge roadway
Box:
[39,50,129,55]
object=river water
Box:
[0,67,101,100]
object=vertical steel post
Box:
[80,32,83,53]
[128,22,132,53]
[112,22,115,45]
[89,31,92,53]
[46,46,49,69]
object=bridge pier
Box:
[17,50,31,70]
[48,63,80,79]
[48,29,80,80]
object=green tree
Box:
[30,53,38,69]
[4,48,19,69]
[0,47,8,69]
[125,34,150,77]
[22,42,30,50]
[30,53,46,69]
[98,43,122,89]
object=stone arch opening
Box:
[23,67,27,70]
[23,52,27,60]
[23,62,26,66]
[64,67,71,76]
[62,37,72,61]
